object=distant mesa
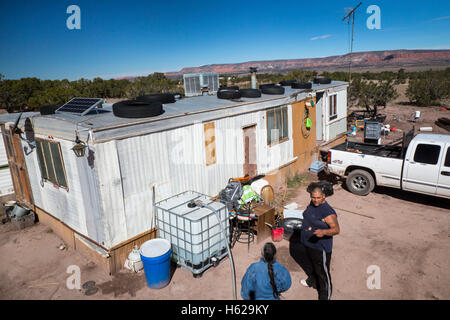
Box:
[114,49,450,80]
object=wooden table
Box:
[252,204,275,244]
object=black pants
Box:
[290,232,333,300]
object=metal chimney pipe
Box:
[249,67,257,89]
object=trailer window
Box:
[267,105,288,145]
[35,139,68,188]
[413,144,441,165]
[329,94,337,121]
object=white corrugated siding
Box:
[97,105,294,248]
[0,168,14,196]
[0,129,14,196]
[324,88,348,141]
[23,135,106,245]
[0,129,8,166]
[328,117,347,141]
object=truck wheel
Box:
[346,170,375,196]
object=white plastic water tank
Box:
[155,191,229,269]
[250,179,269,196]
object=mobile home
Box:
[1,81,347,274]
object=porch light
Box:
[72,135,87,157]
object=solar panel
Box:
[56,97,103,116]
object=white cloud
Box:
[429,15,450,22]
[310,34,332,41]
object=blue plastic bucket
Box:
[140,238,172,289]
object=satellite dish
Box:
[24,118,35,142]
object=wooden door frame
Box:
[243,125,257,177]
[1,124,34,208]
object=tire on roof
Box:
[112,100,164,118]
[217,89,242,99]
[261,86,285,95]
[313,77,332,84]
[239,88,262,98]
[259,83,275,89]
[40,105,60,115]
[291,82,312,89]
[136,93,176,104]
[279,80,297,86]
[219,85,239,91]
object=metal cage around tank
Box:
[155,190,230,276]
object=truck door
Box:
[436,144,450,198]
[403,142,444,196]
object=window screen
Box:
[267,109,275,144]
[282,106,288,139]
[35,139,68,188]
[267,105,288,145]
[329,95,337,121]
[35,140,48,179]
[413,144,441,165]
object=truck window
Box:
[444,147,450,167]
[413,144,441,165]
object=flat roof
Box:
[3,81,348,143]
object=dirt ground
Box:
[0,172,448,300]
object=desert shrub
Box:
[406,77,449,106]
[349,78,398,109]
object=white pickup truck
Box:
[326,130,450,199]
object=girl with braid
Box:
[241,242,292,300]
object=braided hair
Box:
[262,242,280,299]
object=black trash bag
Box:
[219,180,243,211]
[307,181,334,197]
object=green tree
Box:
[406,77,449,106]
[350,78,398,109]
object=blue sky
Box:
[1,0,449,80]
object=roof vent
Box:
[183,72,219,97]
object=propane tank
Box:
[124,245,143,272]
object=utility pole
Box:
[342,2,362,84]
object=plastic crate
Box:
[364,121,383,140]
[309,161,324,173]
[155,191,229,275]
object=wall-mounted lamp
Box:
[72,134,87,157]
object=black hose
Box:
[194,200,237,300]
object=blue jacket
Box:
[241,258,292,300]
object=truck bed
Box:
[333,141,404,159]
